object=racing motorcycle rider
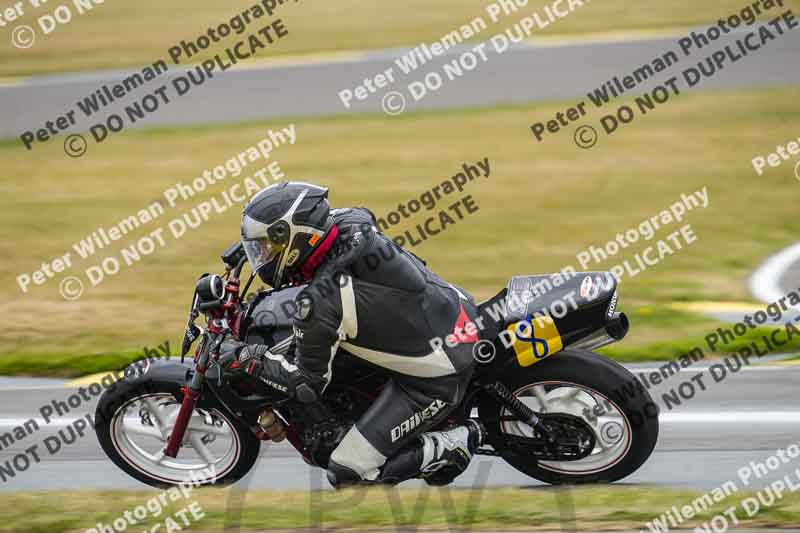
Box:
[219,182,484,487]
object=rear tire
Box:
[95,378,260,488]
[478,348,658,484]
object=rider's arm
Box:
[291,278,345,399]
[219,275,344,403]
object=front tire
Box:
[478,348,659,484]
[95,378,261,488]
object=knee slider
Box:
[326,459,363,488]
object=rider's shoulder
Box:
[331,206,378,228]
[295,271,346,321]
[292,289,316,323]
[328,221,377,270]
[292,283,337,326]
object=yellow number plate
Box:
[507,315,563,367]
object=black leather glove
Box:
[217,335,311,400]
[217,336,267,378]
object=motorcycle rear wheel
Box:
[478,348,659,484]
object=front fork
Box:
[164,331,220,458]
[163,381,202,458]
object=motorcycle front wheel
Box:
[95,378,261,488]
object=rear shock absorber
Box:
[485,381,555,444]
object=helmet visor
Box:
[242,237,283,276]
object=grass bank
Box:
[2,86,799,375]
[1,486,799,532]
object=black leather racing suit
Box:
[285,207,480,483]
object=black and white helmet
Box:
[241,182,334,287]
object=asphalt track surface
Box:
[2,361,798,493]
[1,27,799,141]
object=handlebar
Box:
[231,255,248,281]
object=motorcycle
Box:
[95,242,659,487]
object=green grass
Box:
[2,85,799,375]
[601,308,800,361]
[3,0,799,76]
[0,349,154,378]
[0,486,798,532]
[602,325,800,362]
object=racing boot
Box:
[419,420,484,486]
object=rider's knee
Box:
[327,426,385,487]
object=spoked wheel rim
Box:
[500,380,632,475]
[110,393,241,484]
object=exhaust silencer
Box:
[572,312,629,351]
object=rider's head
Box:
[241,182,336,287]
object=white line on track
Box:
[660,412,800,424]
[0,415,92,427]
[749,242,800,305]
